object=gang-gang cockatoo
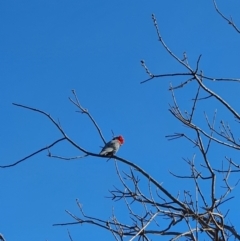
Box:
[99,136,124,156]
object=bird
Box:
[99,136,124,156]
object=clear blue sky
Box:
[1,1,240,240]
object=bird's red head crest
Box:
[117,135,124,145]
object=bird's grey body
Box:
[99,136,124,156]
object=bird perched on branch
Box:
[99,136,124,156]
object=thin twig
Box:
[213,0,240,33]
[0,138,65,168]
[69,89,106,144]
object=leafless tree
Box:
[1,1,240,240]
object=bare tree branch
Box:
[69,89,106,144]
[213,0,240,33]
[0,138,65,168]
